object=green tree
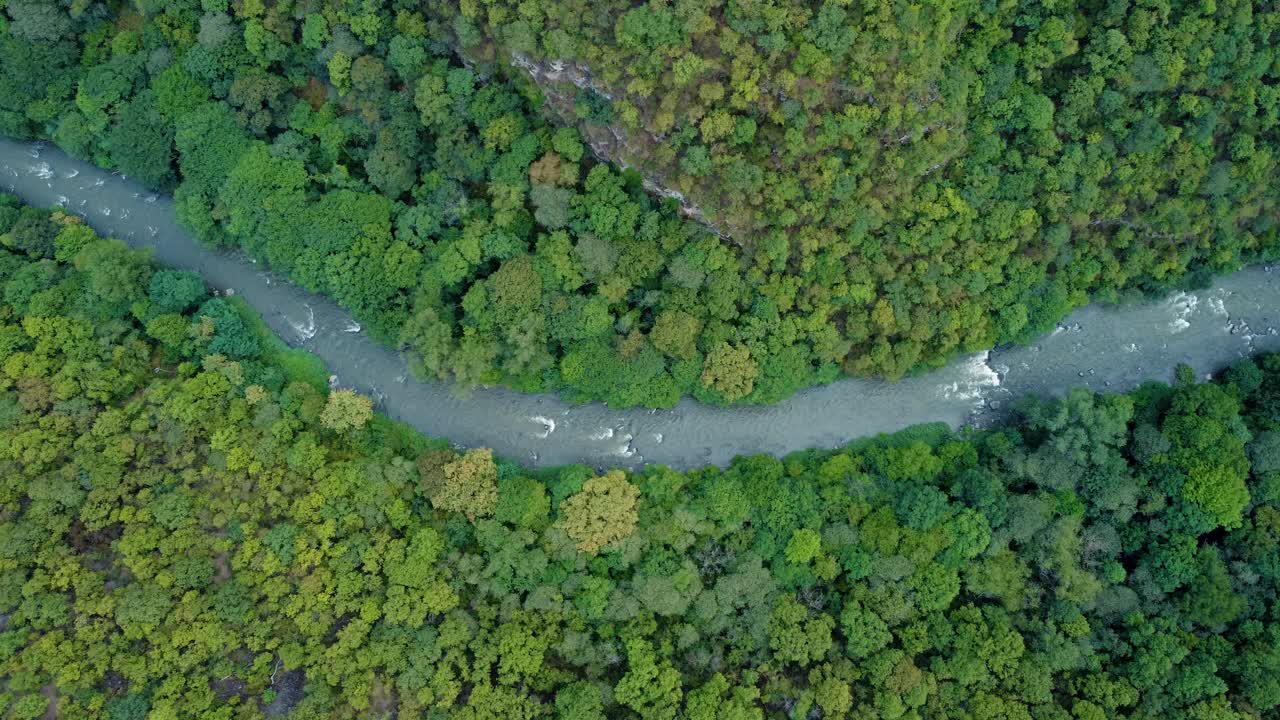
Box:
[73,238,152,306]
[103,93,177,189]
[841,600,892,659]
[1162,382,1251,529]
[148,269,208,313]
[193,298,259,358]
[768,594,834,667]
[614,638,682,720]
[555,682,604,720]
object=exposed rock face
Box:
[506,53,730,240]
[508,54,612,99]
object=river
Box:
[3,138,1277,469]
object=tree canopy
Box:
[4,0,1276,407]
[2,197,1280,718]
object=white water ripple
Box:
[530,416,556,439]
[288,304,317,341]
[1167,292,1198,333]
[938,351,1001,408]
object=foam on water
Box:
[938,351,1001,407]
[1167,292,1198,333]
[1228,318,1255,345]
[289,304,317,341]
[612,433,637,457]
[530,416,556,438]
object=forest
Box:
[4,198,1280,718]
[3,0,1278,407]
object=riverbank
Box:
[3,137,1277,469]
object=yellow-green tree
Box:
[701,342,757,401]
[319,388,373,432]
[558,470,640,554]
[431,448,499,520]
[650,309,702,360]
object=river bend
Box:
[3,138,1277,469]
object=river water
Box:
[3,138,1278,469]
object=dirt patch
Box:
[262,668,305,717]
[212,676,248,703]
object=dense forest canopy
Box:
[4,198,1280,718]
[443,0,1280,306]
[3,0,1277,406]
